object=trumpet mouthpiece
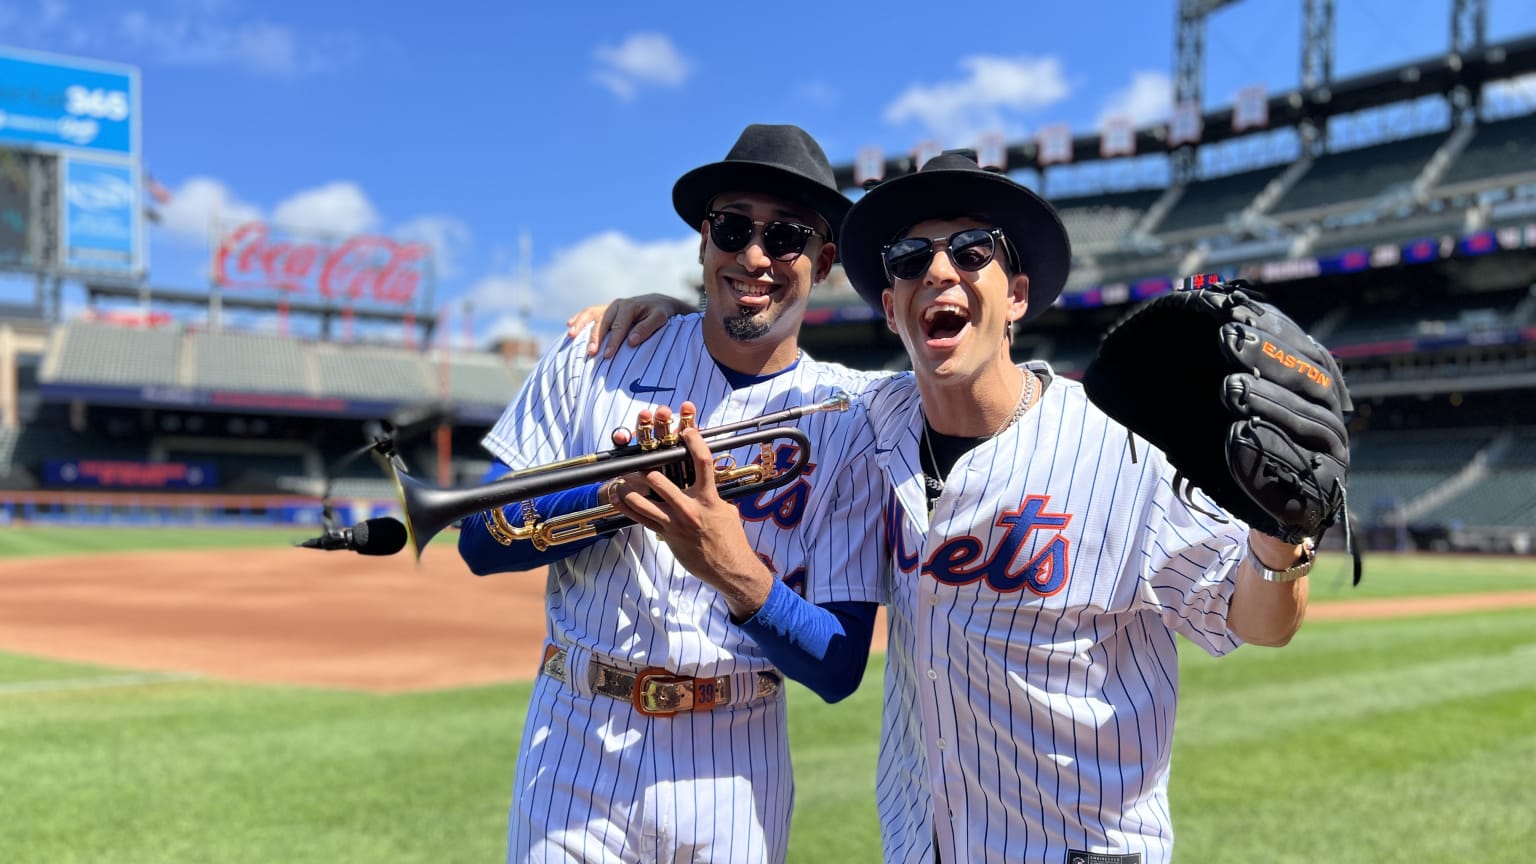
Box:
[820,390,852,413]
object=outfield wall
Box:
[0,490,398,528]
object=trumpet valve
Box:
[520,499,538,529]
[636,414,657,451]
[657,409,678,448]
[678,405,697,434]
[756,443,779,478]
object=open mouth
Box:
[726,277,777,312]
[922,303,970,343]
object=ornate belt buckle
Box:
[632,668,688,716]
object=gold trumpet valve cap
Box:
[656,409,677,447]
[678,406,697,433]
[636,416,657,451]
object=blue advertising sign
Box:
[0,47,138,156]
[62,155,140,275]
[43,459,220,489]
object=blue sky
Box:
[3,0,1535,348]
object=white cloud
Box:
[0,1,360,78]
[271,181,379,235]
[469,232,699,342]
[1096,70,1173,128]
[394,215,473,279]
[154,176,263,244]
[883,55,1071,143]
[592,32,692,100]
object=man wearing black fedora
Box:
[458,124,887,864]
[593,151,1312,863]
[839,153,1312,862]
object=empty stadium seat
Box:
[46,321,182,387]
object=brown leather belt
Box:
[540,645,781,717]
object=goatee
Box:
[723,308,771,341]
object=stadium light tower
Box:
[1450,0,1487,124]
[1172,0,1238,184]
[1301,0,1335,155]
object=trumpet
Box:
[387,391,852,557]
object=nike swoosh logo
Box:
[875,446,895,454]
[628,378,676,395]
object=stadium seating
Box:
[1420,470,1536,527]
[440,353,523,405]
[1346,427,1496,518]
[310,345,436,402]
[1434,112,1536,194]
[187,331,309,393]
[1270,132,1447,218]
[46,321,181,387]
[1052,190,1163,252]
[1326,292,1524,346]
[8,423,149,472]
[1156,164,1288,236]
[0,425,20,479]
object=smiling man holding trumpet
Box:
[455,124,886,864]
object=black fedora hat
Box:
[840,152,1072,321]
[673,124,852,240]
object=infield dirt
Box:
[2,547,1533,692]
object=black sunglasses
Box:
[707,210,827,262]
[882,227,1017,282]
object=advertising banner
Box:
[43,460,220,489]
[0,47,138,157]
[62,155,140,276]
[212,221,433,313]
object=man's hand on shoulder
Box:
[566,294,697,359]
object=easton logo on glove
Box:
[1260,340,1333,390]
[1082,278,1358,582]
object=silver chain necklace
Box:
[922,371,1037,501]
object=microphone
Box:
[296,517,409,556]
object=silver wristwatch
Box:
[1254,537,1317,583]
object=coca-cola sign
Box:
[212,221,431,308]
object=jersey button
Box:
[927,594,939,605]
[926,669,938,680]
[936,739,947,750]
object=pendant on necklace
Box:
[923,473,944,499]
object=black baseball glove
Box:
[1082,279,1357,580]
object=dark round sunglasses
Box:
[707,210,827,262]
[882,227,1017,282]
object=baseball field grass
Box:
[2,532,1534,862]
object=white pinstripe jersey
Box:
[481,313,887,679]
[866,362,1249,864]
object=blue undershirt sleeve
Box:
[737,579,877,704]
[456,461,607,575]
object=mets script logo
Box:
[889,491,1073,595]
[737,443,815,530]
